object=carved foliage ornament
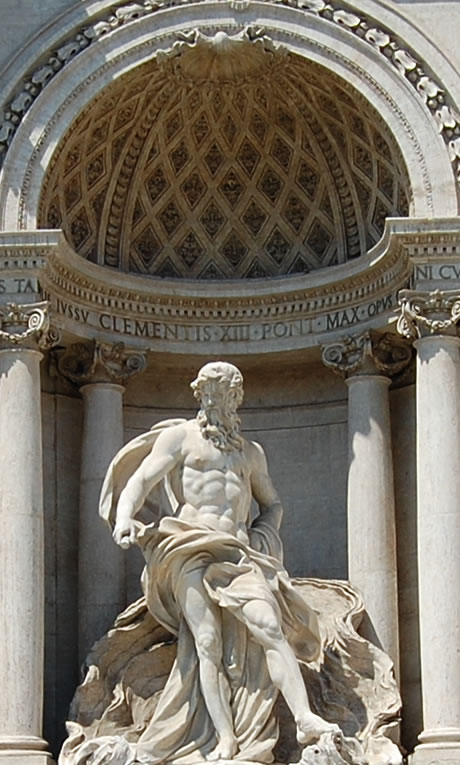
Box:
[397,289,460,339]
[57,340,146,385]
[322,330,412,377]
[0,301,60,349]
[0,0,459,185]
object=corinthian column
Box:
[398,289,460,764]
[0,302,58,765]
[57,341,145,661]
[322,331,411,676]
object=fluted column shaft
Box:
[78,383,126,661]
[398,289,460,763]
[346,373,399,672]
[0,303,56,765]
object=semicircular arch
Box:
[0,0,457,236]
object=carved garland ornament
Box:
[0,0,459,185]
[0,301,60,349]
[397,289,460,339]
[322,330,412,377]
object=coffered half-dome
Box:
[39,30,411,280]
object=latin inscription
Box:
[47,293,396,344]
[0,277,38,294]
[324,294,394,331]
[414,263,460,283]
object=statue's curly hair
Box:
[191,361,244,407]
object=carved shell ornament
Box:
[157,27,286,85]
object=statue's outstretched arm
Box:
[113,425,184,547]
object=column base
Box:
[0,738,53,765]
[410,745,460,764]
[409,729,460,765]
[0,756,53,765]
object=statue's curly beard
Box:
[197,405,244,452]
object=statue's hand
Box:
[113,518,139,549]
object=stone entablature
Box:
[0,217,459,355]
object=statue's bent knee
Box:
[245,602,283,643]
[195,630,223,662]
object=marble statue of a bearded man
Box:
[100,361,339,764]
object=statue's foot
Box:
[207,735,239,761]
[296,713,341,746]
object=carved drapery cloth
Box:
[59,421,401,765]
[95,419,319,763]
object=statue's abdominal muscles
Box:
[176,462,251,537]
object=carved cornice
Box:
[322,330,412,377]
[56,340,146,385]
[1,220,460,354]
[39,227,409,321]
[0,301,60,350]
[397,289,460,339]
[0,0,459,189]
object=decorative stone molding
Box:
[322,330,412,377]
[1,220,459,355]
[56,340,146,385]
[0,0,459,190]
[0,301,59,350]
[397,289,460,339]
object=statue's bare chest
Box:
[182,431,248,479]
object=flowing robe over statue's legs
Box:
[134,517,321,765]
